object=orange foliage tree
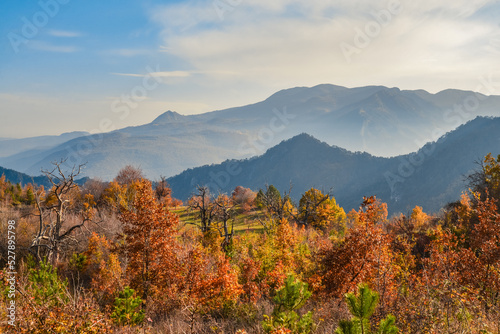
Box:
[297,188,346,231]
[176,246,242,321]
[249,218,314,297]
[119,179,180,308]
[84,232,124,306]
[416,190,500,332]
[318,197,396,312]
[468,153,500,204]
[457,193,500,309]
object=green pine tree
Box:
[28,259,69,307]
[111,286,145,326]
[25,187,36,205]
[262,274,315,334]
[335,284,398,334]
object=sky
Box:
[1,0,500,138]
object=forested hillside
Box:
[168,116,500,214]
[0,166,50,189]
[1,153,500,333]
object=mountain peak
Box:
[265,133,350,158]
[264,84,349,103]
[284,133,328,147]
[151,111,184,125]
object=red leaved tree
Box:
[318,196,396,312]
[119,179,180,309]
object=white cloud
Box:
[149,0,500,94]
[111,71,192,78]
[102,48,152,57]
[6,0,500,139]
[47,29,83,37]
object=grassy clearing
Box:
[172,205,266,235]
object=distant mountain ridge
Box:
[2,116,497,214]
[0,84,499,180]
[151,110,186,124]
[0,131,90,158]
[167,116,500,214]
[0,166,51,188]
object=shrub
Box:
[335,283,398,334]
[262,274,314,334]
[111,286,145,326]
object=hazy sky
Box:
[1,0,500,138]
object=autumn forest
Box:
[1,153,500,333]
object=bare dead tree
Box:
[187,186,217,233]
[30,159,91,264]
[213,194,236,247]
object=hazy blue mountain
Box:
[1,84,499,180]
[167,117,500,215]
[0,127,252,180]
[0,166,51,188]
[0,131,90,158]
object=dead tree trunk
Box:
[30,159,89,265]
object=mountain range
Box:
[0,131,89,158]
[1,84,499,180]
[166,116,500,214]
[2,116,498,214]
[0,166,51,189]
